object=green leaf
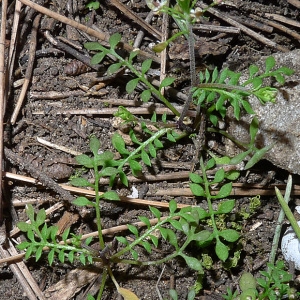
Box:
[215,239,229,261]
[217,199,235,214]
[192,230,211,242]
[26,204,35,223]
[169,219,183,231]
[239,272,257,291]
[211,67,218,83]
[129,159,142,174]
[107,62,122,75]
[219,229,240,242]
[226,170,240,181]
[76,154,94,168]
[248,64,259,78]
[90,136,100,156]
[100,167,119,177]
[141,150,151,166]
[160,227,178,248]
[128,50,139,63]
[230,149,251,165]
[205,158,216,170]
[114,106,136,122]
[62,227,70,242]
[86,1,100,10]
[119,171,129,187]
[17,221,31,232]
[91,52,106,65]
[58,249,65,263]
[159,77,175,90]
[79,253,86,265]
[141,89,151,102]
[141,240,152,253]
[25,245,35,260]
[138,216,151,228]
[68,251,75,263]
[169,200,177,214]
[213,169,225,183]
[149,206,161,219]
[189,173,203,184]
[265,56,275,72]
[35,246,43,262]
[245,144,273,169]
[130,249,139,260]
[141,59,152,74]
[16,241,31,250]
[84,42,104,51]
[149,235,159,247]
[180,254,203,271]
[27,229,35,242]
[148,143,156,158]
[36,209,46,227]
[116,236,129,246]
[112,133,130,155]
[126,78,139,94]
[73,196,93,206]
[127,224,139,237]
[169,289,178,300]
[153,138,163,148]
[102,191,120,201]
[70,177,92,187]
[190,183,205,197]
[214,182,232,199]
[167,132,176,142]
[109,33,122,49]
[48,248,55,265]
[194,207,209,220]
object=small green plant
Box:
[15,0,295,298]
[189,156,240,261]
[223,261,299,300]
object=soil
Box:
[0,0,300,299]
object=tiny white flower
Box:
[145,0,167,13]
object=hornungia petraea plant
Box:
[15,0,295,298]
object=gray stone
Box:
[226,50,300,174]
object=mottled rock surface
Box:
[226,50,300,174]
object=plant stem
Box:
[117,127,172,172]
[275,185,300,240]
[269,175,292,267]
[94,166,105,249]
[199,156,219,236]
[178,23,196,125]
[112,50,180,116]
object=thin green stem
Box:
[199,156,218,235]
[94,166,105,249]
[111,215,175,259]
[117,127,172,172]
[112,49,180,116]
[275,185,300,240]
[269,175,292,268]
[97,267,108,300]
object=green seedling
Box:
[223,261,299,300]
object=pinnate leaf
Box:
[217,199,235,214]
[102,191,120,201]
[126,78,139,94]
[214,182,232,199]
[73,196,93,206]
[76,154,94,168]
[180,253,203,271]
[219,229,240,242]
[109,33,121,49]
[215,239,229,261]
[70,177,92,187]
